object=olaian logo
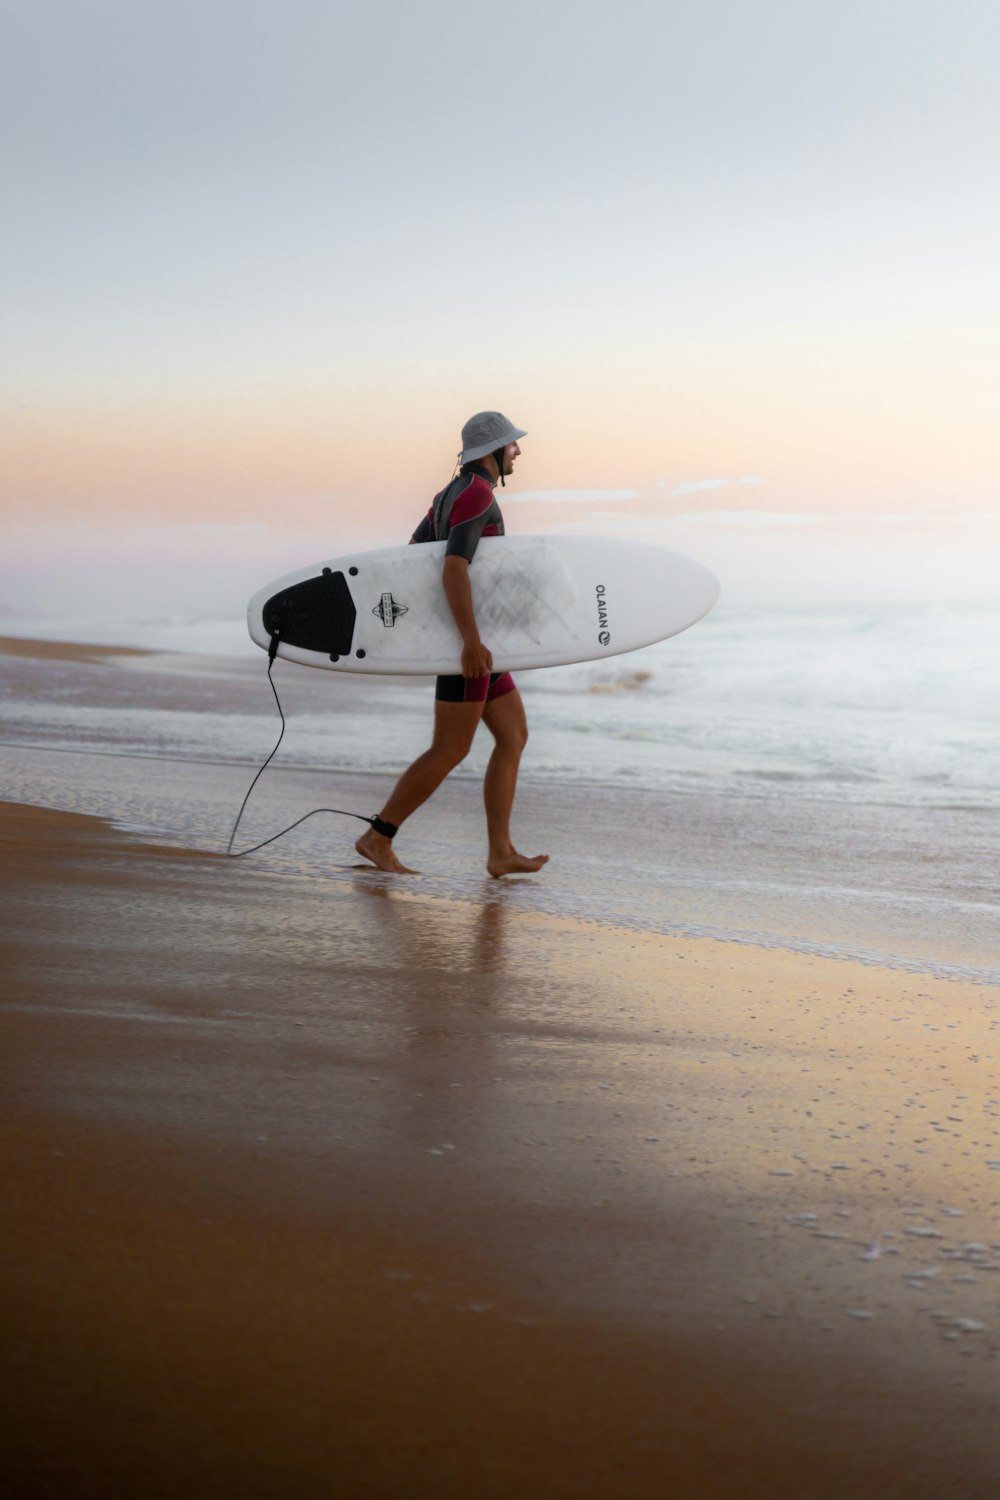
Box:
[595,583,610,646]
[373,592,408,628]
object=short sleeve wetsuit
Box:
[411,460,516,704]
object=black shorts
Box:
[435,671,517,705]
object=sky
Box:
[2,0,999,628]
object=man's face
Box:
[502,441,521,476]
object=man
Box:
[355,411,549,877]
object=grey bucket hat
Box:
[459,411,527,464]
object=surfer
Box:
[356,411,550,877]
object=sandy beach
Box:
[0,634,152,665]
[3,765,1000,1496]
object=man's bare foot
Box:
[355,829,418,874]
[486,849,550,878]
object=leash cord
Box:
[225,655,373,858]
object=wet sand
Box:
[3,798,1000,1497]
[0,634,152,665]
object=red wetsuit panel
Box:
[443,474,502,561]
[410,464,504,562]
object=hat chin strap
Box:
[491,446,507,486]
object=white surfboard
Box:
[247,535,720,674]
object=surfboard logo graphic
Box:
[373,592,408,628]
[595,583,611,646]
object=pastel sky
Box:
[2,0,999,622]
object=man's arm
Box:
[443,555,492,678]
[410,510,433,544]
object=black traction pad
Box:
[261,570,356,656]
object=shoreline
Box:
[1,633,996,986]
[4,800,1000,1496]
[0,633,154,665]
[4,745,997,986]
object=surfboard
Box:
[247,535,720,674]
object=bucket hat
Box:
[459,411,527,464]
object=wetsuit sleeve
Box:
[410,506,434,544]
[444,479,499,563]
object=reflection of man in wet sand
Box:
[356,412,550,878]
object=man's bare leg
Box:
[355,700,483,872]
[481,689,549,877]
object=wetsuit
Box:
[411,461,516,705]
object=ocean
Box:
[2,601,998,983]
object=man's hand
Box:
[443,555,492,678]
[461,639,493,679]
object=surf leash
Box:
[225,631,394,858]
